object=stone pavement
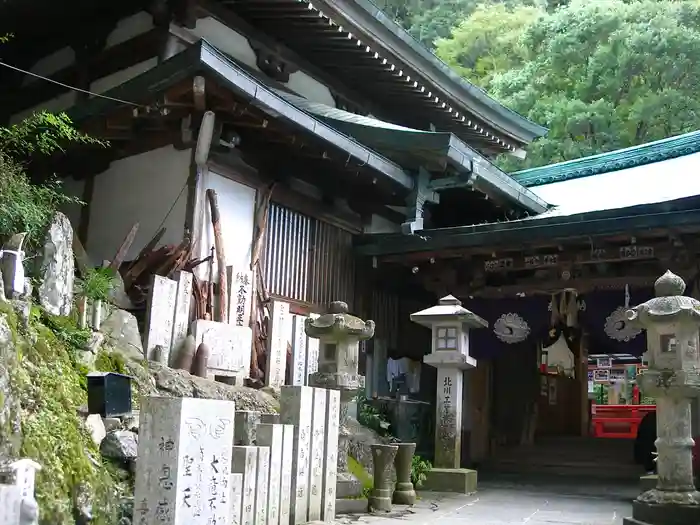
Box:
[331,481,634,525]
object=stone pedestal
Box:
[622,271,700,525]
[306,301,375,506]
[393,443,416,505]
[369,444,397,512]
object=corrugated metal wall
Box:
[264,202,355,307]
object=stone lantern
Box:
[306,301,375,503]
[623,270,700,525]
[410,295,487,493]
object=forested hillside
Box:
[376,0,700,170]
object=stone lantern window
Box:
[436,326,458,350]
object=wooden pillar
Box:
[578,332,590,436]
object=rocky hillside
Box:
[0,299,278,525]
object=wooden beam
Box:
[4,28,161,115]
[193,0,385,119]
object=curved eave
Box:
[323,0,548,144]
[513,130,700,187]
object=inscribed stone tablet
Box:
[132,396,236,525]
[228,267,253,328]
[10,458,41,498]
[305,314,320,382]
[143,275,177,361]
[308,388,327,521]
[176,398,235,524]
[291,315,307,386]
[170,271,193,365]
[231,473,243,525]
[232,446,257,525]
[279,386,313,525]
[266,301,291,387]
[322,389,340,521]
[255,446,270,525]
[0,484,21,525]
[235,411,261,446]
[279,425,294,525]
[191,320,252,379]
[435,367,464,469]
[257,424,283,525]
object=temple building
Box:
[2,0,695,485]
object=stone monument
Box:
[623,271,700,525]
[410,295,487,493]
[306,301,374,509]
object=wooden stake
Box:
[206,188,227,322]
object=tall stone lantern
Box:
[306,301,375,502]
[410,295,487,493]
[623,270,700,525]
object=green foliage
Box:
[411,454,432,487]
[435,0,700,170]
[76,267,118,302]
[0,111,107,249]
[356,393,392,436]
[2,304,126,525]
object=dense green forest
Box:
[375,0,700,171]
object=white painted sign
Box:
[291,316,308,386]
[228,267,254,328]
[191,320,252,379]
[170,271,194,364]
[0,484,21,525]
[266,301,291,387]
[305,313,320,382]
[143,275,178,361]
[10,458,41,499]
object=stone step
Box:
[484,458,642,481]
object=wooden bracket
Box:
[401,167,439,235]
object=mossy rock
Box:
[1,302,128,525]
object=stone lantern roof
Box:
[627,270,700,326]
[410,295,488,329]
[305,301,375,340]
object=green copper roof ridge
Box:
[512,129,700,187]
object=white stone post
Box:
[410,295,487,493]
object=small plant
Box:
[356,393,392,436]
[411,455,432,488]
[76,267,118,302]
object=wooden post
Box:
[206,189,228,322]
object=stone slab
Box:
[279,386,313,524]
[291,315,308,386]
[133,396,236,525]
[421,468,477,494]
[0,484,21,525]
[10,458,41,498]
[233,446,258,525]
[266,301,291,387]
[279,424,294,525]
[335,498,368,515]
[255,446,270,525]
[228,267,253,328]
[231,473,243,525]
[322,389,340,521]
[143,275,177,361]
[191,320,252,379]
[170,271,193,365]
[257,424,284,525]
[235,411,261,446]
[308,388,327,521]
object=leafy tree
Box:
[436,0,700,170]
[435,3,544,87]
[0,111,103,249]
